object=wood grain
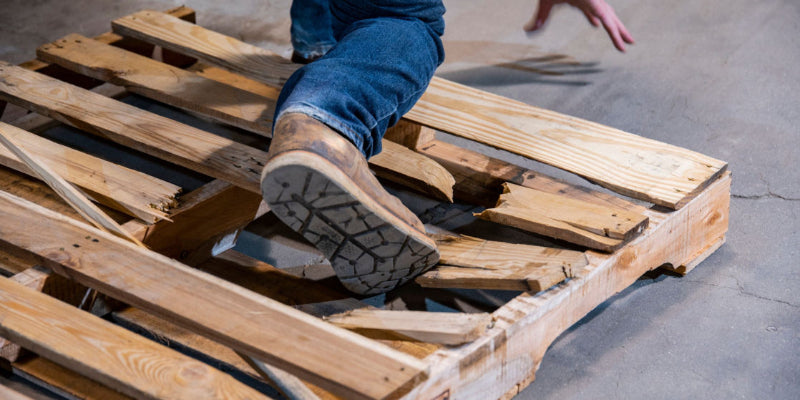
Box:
[476,183,648,252]
[238,353,322,400]
[37,35,454,201]
[369,140,454,201]
[112,10,300,87]
[409,78,728,209]
[0,121,177,223]
[326,309,492,346]
[0,190,427,400]
[417,139,648,212]
[0,62,265,194]
[13,356,134,400]
[396,172,731,400]
[0,122,144,245]
[417,235,587,291]
[37,33,275,135]
[0,276,271,400]
[110,10,727,208]
[122,180,263,264]
[113,306,343,400]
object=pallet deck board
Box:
[37,33,456,202]
[476,182,648,252]
[0,123,145,246]
[0,122,177,223]
[0,6,730,400]
[417,235,588,291]
[0,190,428,400]
[0,62,266,194]
[326,309,492,346]
[0,276,272,400]
[111,9,727,209]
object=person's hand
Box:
[524,0,635,52]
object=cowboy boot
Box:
[261,112,439,295]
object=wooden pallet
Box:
[0,7,730,400]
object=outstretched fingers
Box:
[524,0,556,32]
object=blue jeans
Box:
[277,0,446,158]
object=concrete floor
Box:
[1,1,798,399]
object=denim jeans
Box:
[276,0,446,158]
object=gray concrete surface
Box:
[1,0,798,399]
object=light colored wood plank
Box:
[9,82,127,133]
[38,35,454,201]
[326,309,491,346]
[417,139,648,212]
[111,10,726,209]
[397,173,730,400]
[189,65,456,202]
[112,306,344,400]
[0,63,265,194]
[112,10,300,87]
[0,268,48,363]
[13,356,134,400]
[417,236,587,291]
[409,78,728,209]
[189,63,283,98]
[0,276,270,400]
[369,140,454,202]
[476,183,648,252]
[0,122,144,245]
[37,33,275,136]
[122,180,263,264]
[238,352,322,400]
[0,190,427,400]
[199,251,442,360]
[0,121,177,223]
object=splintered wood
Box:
[326,309,492,345]
[0,6,731,400]
[477,183,649,252]
[0,191,426,400]
[0,62,266,194]
[36,33,455,202]
[36,33,276,135]
[417,236,587,291]
[112,10,727,209]
[0,277,270,400]
[0,122,178,223]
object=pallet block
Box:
[0,6,729,400]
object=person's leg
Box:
[277,0,446,158]
[289,0,336,63]
[262,1,446,295]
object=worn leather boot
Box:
[261,113,439,294]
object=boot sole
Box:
[261,151,439,295]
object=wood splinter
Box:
[325,309,493,346]
[476,183,649,252]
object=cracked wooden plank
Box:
[0,122,178,223]
[112,10,727,209]
[326,309,492,346]
[476,183,648,252]
[0,190,427,400]
[0,62,265,194]
[0,276,271,400]
[417,235,587,291]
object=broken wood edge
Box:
[0,276,271,400]
[397,172,730,399]
[325,309,493,346]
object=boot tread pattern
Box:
[264,165,437,294]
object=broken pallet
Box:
[0,6,729,400]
